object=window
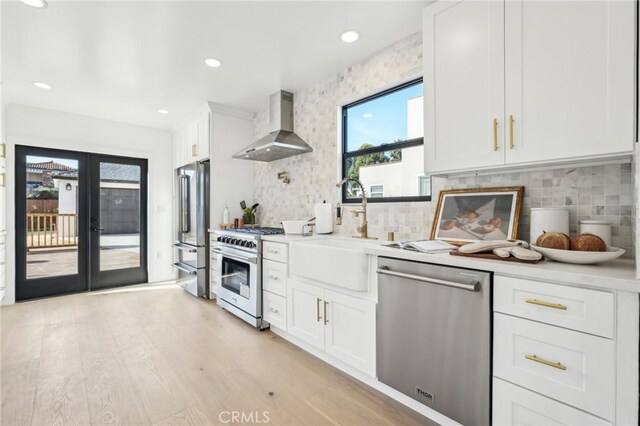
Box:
[370,184,384,198]
[341,78,431,203]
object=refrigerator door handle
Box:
[179,175,191,233]
[172,262,198,275]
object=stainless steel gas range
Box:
[212,227,284,328]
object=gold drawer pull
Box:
[525,298,567,310]
[316,298,322,322]
[493,118,499,151]
[525,354,566,371]
[323,300,329,325]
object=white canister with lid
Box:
[579,220,611,246]
[530,208,570,243]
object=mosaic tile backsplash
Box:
[252,32,636,258]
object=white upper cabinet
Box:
[424,0,505,173]
[424,0,636,175]
[173,109,211,168]
[505,0,635,165]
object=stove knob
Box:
[249,242,256,249]
[217,236,223,242]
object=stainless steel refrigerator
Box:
[173,161,210,297]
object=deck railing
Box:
[27,213,78,248]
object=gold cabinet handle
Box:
[525,354,567,371]
[509,115,515,149]
[1,143,5,159]
[525,298,567,310]
[316,298,322,322]
[493,118,499,151]
[192,144,198,157]
[323,301,329,325]
[0,173,5,188]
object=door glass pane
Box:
[221,257,250,299]
[26,156,79,279]
[99,162,141,271]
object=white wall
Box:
[3,104,174,304]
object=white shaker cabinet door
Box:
[424,0,505,174]
[287,279,325,351]
[323,289,376,376]
[504,0,635,165]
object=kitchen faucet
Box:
[336,177,377,240]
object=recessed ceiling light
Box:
[157,109,169,114]
[20,0,48,9]
[340,30,360,43]
[32,81,52,89]
[204,58,223,68]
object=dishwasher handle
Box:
[376,265,480,292]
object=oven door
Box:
[214,248,259,317]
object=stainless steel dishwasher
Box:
[376,257,491,426]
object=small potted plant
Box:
[242,203,259,225]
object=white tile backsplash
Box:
[252,32,635,258]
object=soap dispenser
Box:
[222,205,230,224]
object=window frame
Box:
[341,77,430,204]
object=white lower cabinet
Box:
[287,279,326,350]
[287,278,376,376]
[494,313,614,421]
[0,234,5,302]
[323,289,375,375]
[263,291,287,330]
[493,378,611,426]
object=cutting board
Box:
[450,250,541,264]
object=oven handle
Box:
[173,262,198,275]
[211,248,257,264]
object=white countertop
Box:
[262,233,640,293]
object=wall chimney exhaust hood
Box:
[233,90,312,162]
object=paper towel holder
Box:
[277,171,290,184]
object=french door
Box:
[15,146,148,300]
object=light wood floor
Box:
[1,284,436,426]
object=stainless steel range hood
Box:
[233,90,312,162]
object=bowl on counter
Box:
[282,220,312,235]
[530,245,625,264]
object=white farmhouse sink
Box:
[289,238,371,291]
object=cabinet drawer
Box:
[263,291,286,330]
[494,276,614,338]
[209,271,218,296]
[263,241,288,263]
[209,249,218,271]
[494,313,614,420]
[493,378,610,426]
[263,259,287,297]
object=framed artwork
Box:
[430,186,524,245]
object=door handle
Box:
[90,227,105,232]
[316,298,322,322]
[493,118,499,151]
[323,300,329,325]
[509,115,515,149]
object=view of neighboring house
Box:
[358,94,430,198]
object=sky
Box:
[346,82,423,152]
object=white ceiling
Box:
[3,1,429,130]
